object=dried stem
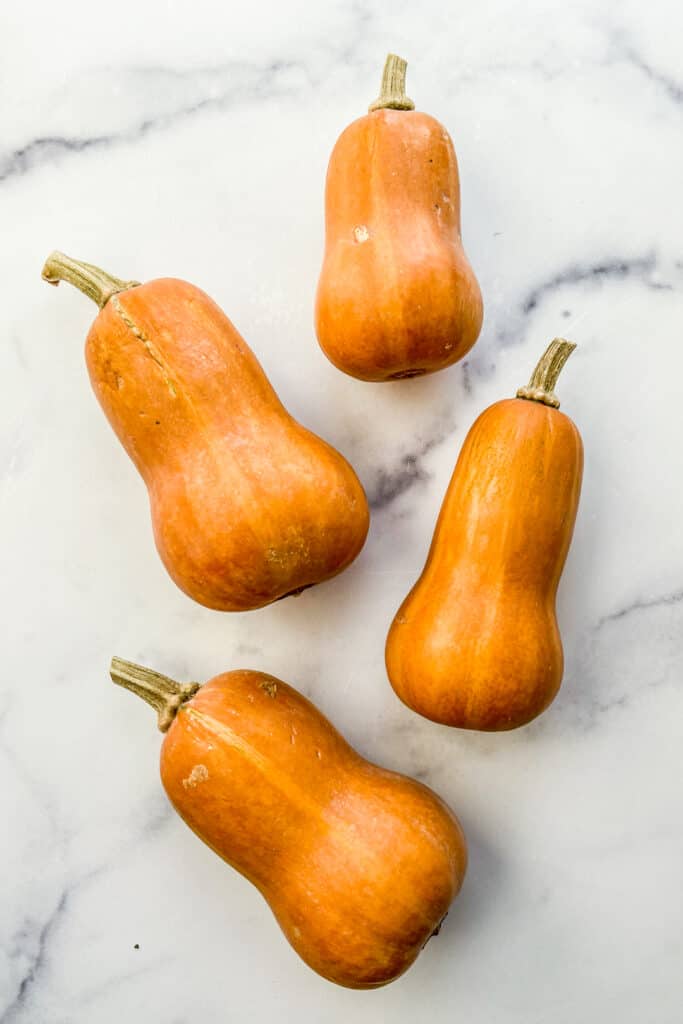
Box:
[42,251,140,309]
[110,656,200,732]
[516,338,577,409]
[369,53,415,112]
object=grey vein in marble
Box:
[520,254,669,316]
[2,892,68,1024]
[0,61,303,184]
[489,252,676,353]
[593,586,683,631]
[368,436,444,511]
[608,31,683,106]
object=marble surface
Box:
[2,0,682,1020]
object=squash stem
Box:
[110,656,200,733]
[516,338,576,409]
[42,251,140,309]
[369,53,415,112]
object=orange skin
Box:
[315,109,483,381]
[386,398,583,730]
[85,279,369,610]
[161,670,467,988]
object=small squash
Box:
[42,252,369,611]
[386,339,583,730]
[110,657,467,988]
[315,53,483,381]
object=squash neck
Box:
[42,251,140,309]
[516,338,576,409]
[369,53,415,112]
[110,657,200,732]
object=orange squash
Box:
[315,54,483,381]
[110,657,467,988]
[386,339,583,730]
[42,252,369,611]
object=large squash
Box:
[110,657,467,988]
[42,252,369,610]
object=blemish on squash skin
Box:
[266,546,286,566]
[259,680,278,698]
[182,764,209,789]
[353,225,370,244]
[112,296,177,398]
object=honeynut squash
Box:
[316,54,483,381]
[110,657,468,989]
[386,339,583,730]
[42,252,369,611]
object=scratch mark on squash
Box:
[111,296,177,398]
[184,708,305,802]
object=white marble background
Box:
[2,0,682,1020]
